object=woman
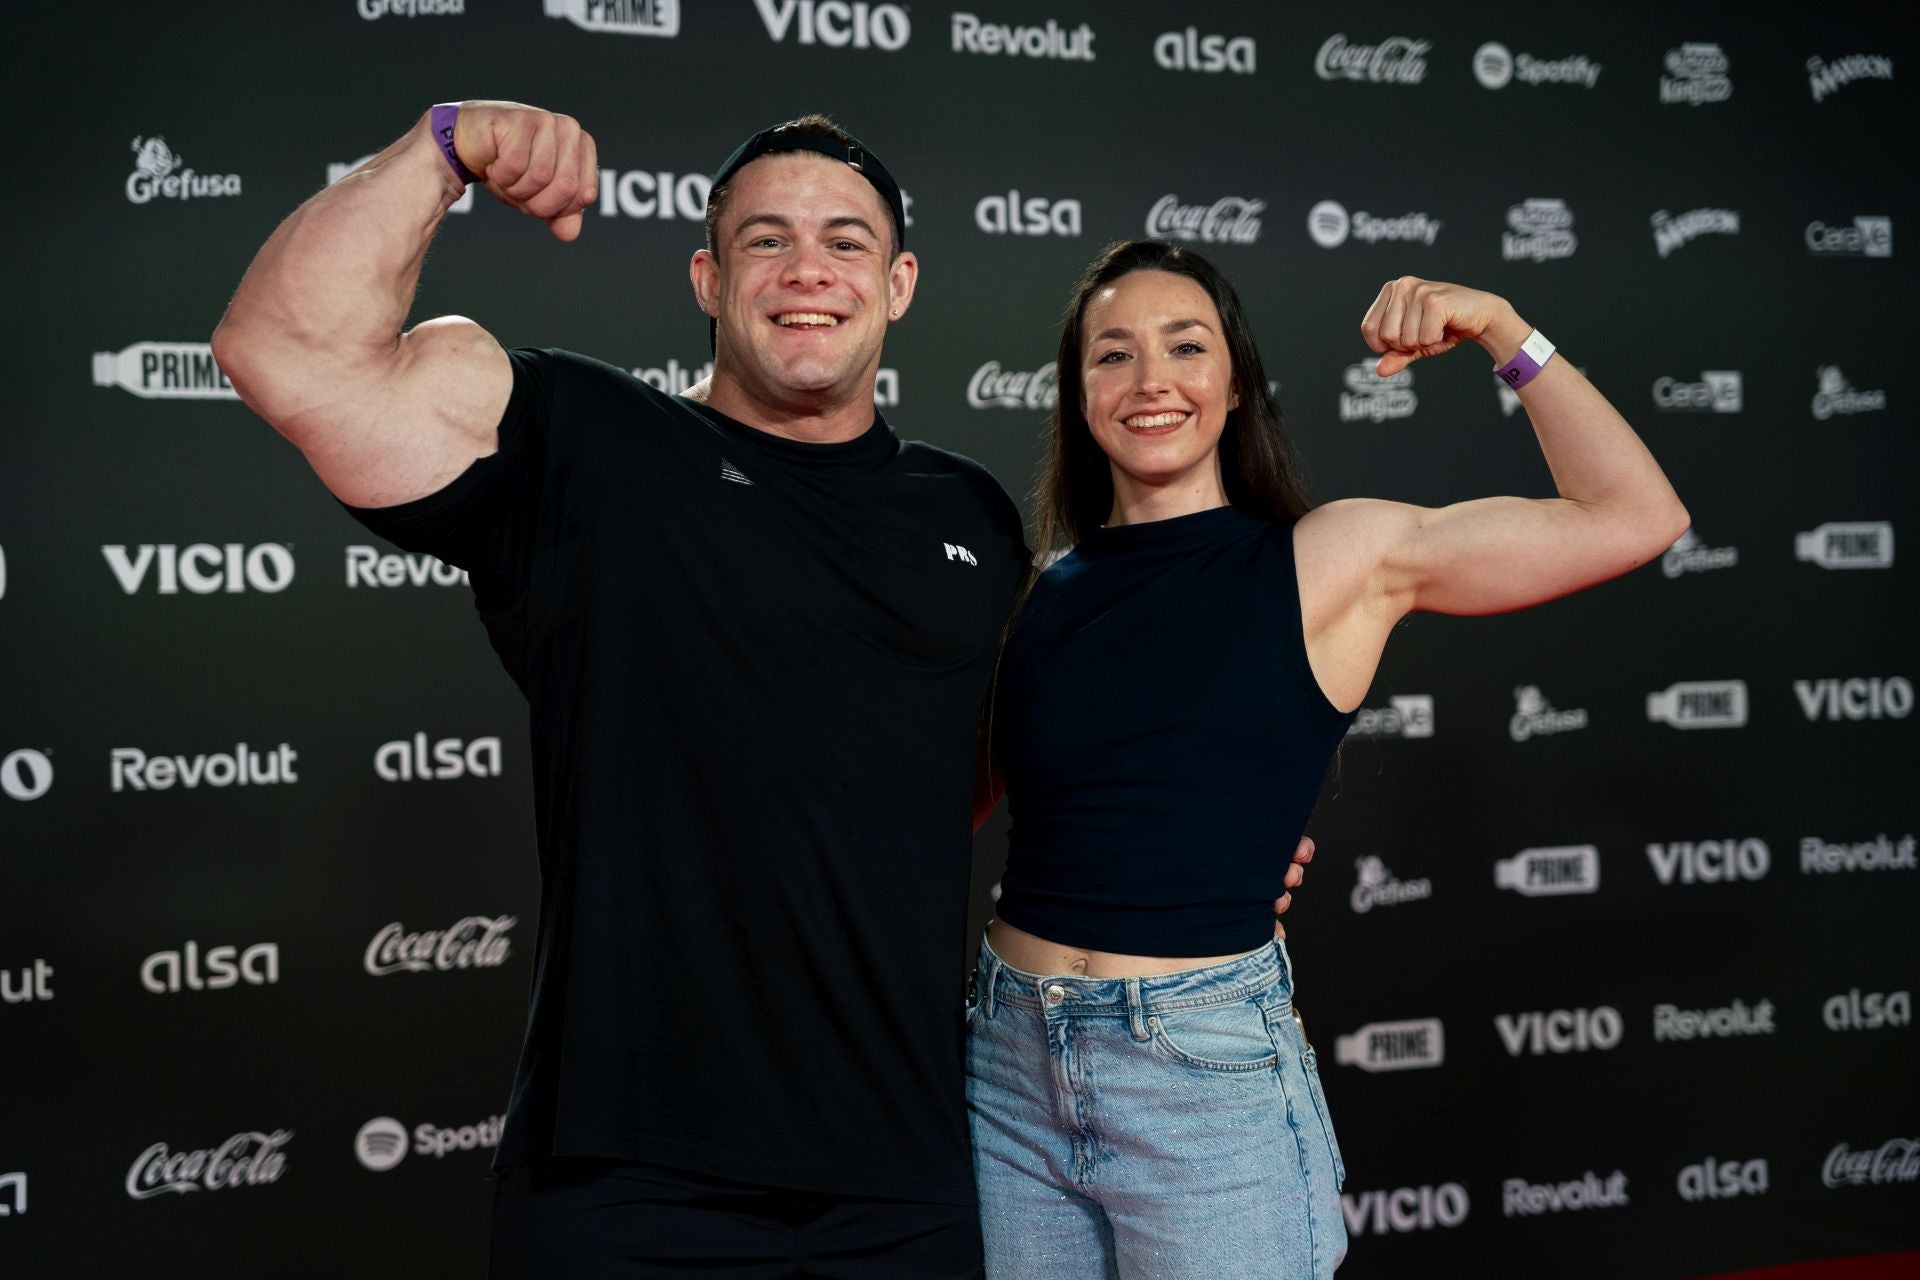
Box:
[967,239,1688,1277]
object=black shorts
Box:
[488,1161,985,1279]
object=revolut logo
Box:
[1502,1170,1627,1216]
[330,154,472,212]
[93,343,238,400]
[1343,1184,1469,1235]
[1794,676,1913,721]
[1350,855,1431,914]
[124,137,241,205]
[1472,42,1601,90]
[140,941,279,994]
[358,0,463,19]
[2,748,53,802]
[1334,1017,1444,1072]
[1509,685,1586,742]
[2,959,54,1004]
[1496,1007,1622,1056]
[364,915,516,976]
[1308,200,1440,249]
[1660,43,1733,106]
[969,361,1056,410]
[1824,989,1911,1032]
[1145,194,1264,245]
[1800,832,1917,875]
[1347,694,1433,738]
[1806,216,1892,258]
[951,13,1094,62]
[1797,521,1893,570]
[597,167,709,221]
[1647,838,1770,886]
[374,733,503,782]
[1823,1140,1920,1189]
[1811,366,1887,419]
[354,1114,504,1172]
[1155,28,1254,75]
[1663,529,1739,578]
[974,190,1081,236]
[1503,198,1576,262]
[1678,1157,1768,1202]
[111,743,298,792]
[544,0,678,37]
[104,544,294,594]
[1316,34,1428,84]
[754,0,909,50]
[1647,679,1748,730]
[1653,997,1775,1042]
[1652,370,1741,413]
[346,546,468,588]
[1653,208,1738,258]
[1808,53,1894,103]
[1495,846,1598,897]
[126,1131,292,1200]
[1340,361,1416,423]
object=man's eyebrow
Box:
[1091,318,1217,343]
[732,213,880,241]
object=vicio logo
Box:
[1340,361,1416,423]
[126,1130,292,1200]
[951,14,1095,62]
[1653,370,1742,413]
[1800,833,1917,875]
[1806,216,1892,258]
[1495,846,1598,897]
[1350,855,1431,914]
[347,546,469,589]
[1797,521,1893,570]
[1663,529,1739,578]
[2,748,53,802]
[1308,200,1440,249]
[365,915,516,976]
[1509,686,1586,742]
[1794,676,1913,722]
[1155,28,1254,74]
[1653,997,1775,1042]
[1660,43,1733,106]
[331,154,471,212]
[545,0,679,37]
[1811,366,1887,419]
[1347,694,1433,738]
[1647,680,1748,729]
[375,733,503,782]
[111,743,299,792]
[1653,208,1739,258]
[1824,989,1912,1032]
[1146,194,1264,245]
[141,941,279,994]
[93,342,237,400]
[1343,1184,1469,1235]
[1808,53,1894,103]
[358,0,463,18]
[1502,1170,1628,1216]
[1316,34,1429,84]
[753,0,909,50]
[1334,1018,1445,1072]
[598,167,709,221]
[1473,42,1601,90]
[1647,838,1770,886]
[975,190,1082,236]
[1823,1140,1920,1189]
[1496,1008,1622,1056]
[1678,1157,1768,1201]
[125,137,241,204]
[104,543,294,594]
[1503,198,1577,262]
[968,361,1057,410]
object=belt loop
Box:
[1125,977,1148,1041]
[1275,937,1295,995]
[980,941,999,1021]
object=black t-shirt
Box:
[345,348,1027,1204]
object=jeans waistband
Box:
[974,931,1294,1023]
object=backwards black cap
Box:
[709,122,906,252]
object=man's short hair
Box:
[704,114,905,261]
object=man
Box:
[213,101,1311,1276]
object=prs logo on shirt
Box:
[943,543,978,566]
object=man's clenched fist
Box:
[448,100,599,241]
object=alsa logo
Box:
[1662,529,1739,578]
[1342,1184,1469,1235]
[951,14,1094,62]
[93,342,238,400]
[1155,28,1254,74]
[364,915,516,976]
[1661,43,1733,106]
[1333,1018,1445,1072]
[1316,34,1428,84]
[1653,208,1739,258]
[126,1131,291,1200]
[1495,846,1598,897]
[1794,676,1913,721]
[374,733,503,782]
[104,544,294,594]
[1678,1157,1768,1201]
[545,0,678,37]
[1495,1007,1623,1056]
[1653,370,1742,413]
[1646,680,1748,730]
[140,941,279,994]
[1347,694,1433,738]
[975,190,1082,236]
[1647,838,1770,886]
[125,137,241,205]
[1,748,53,802]
[969,361,1057,410]
[1145,195,1264,245]
[753,0,909,49]
[1824,989,1911,1032]
[346,546,468,588]
[1823,1140,1920,1188]
[1811,366,1887,419]
[331,155,472,212]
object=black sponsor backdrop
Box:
[1,2,1916,1276]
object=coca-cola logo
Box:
[364,915,516,976]
[1316,34,1429,84]
[125,1130,292,1200]
[1823,1139,1920,1188]
[967,361,1057,410]
[1145,194,1264,244]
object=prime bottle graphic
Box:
[93,342,238,400]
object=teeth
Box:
[774,312,839,326]
[1124,411,1188,428]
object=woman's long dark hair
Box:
[1031,239,1313,558]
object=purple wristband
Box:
[430,102,480,186]
[1492,328,1556,391]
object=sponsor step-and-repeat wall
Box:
[2,3,1914,1276]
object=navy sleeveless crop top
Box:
[994,506,1357,956]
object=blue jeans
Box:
[966,934,1347,1278]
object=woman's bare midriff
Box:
[986,918,1262,979]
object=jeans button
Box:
[1045,984,1065,1005]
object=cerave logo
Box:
[140,941,279,994]
[110,743,298,792]
[1823,1139,1920,1189]
[2,959,54,1004]
[1495,1007,1622,1056]
[951,13,1094,61]
[1662,529,1739,578]
[1806,216,1892,257]
[974,190,1081,236]
[330,155,471,213]
[1509,686,1586,742]
[1495,846,1598,897]
[124,137,241,205]
[126,1130,291,1200]
[2,748,54,801]
[1794,676,1913,721]
[1307,200,1439,250]
[1652,997,1775,1041]
[1647,680,1748,729]
[94,342,237,400]
[968,360,1056,410]
[1647,838,1770,886]
[1811,366,1887,419]
[1652,370,1742,413]
[1653,208,1739,258]
[1316,34,1428,84]
[346,546,469,588]
[1824,989,1911,1032]
[1660,43,1733,106]
[1349,855,1430,914]
[1800,833,1917,875]
[1503,198,1576,262]
[364,916,516,976]
[1334,1017,1444,1072]
[358,0,463,20]
[1472,42,1601,90]
[1501,1170,1627,1216]
[1678,1157,1768,1201]
[1808,53,1894,103]
[1145,194,1263,245]
[1796,517,1894,573]
[754,0,908,49]
[545,0,677,37]
[1155,28,1254,75]
[374,733,503,782]
[354,1114,504,1171]
[104,543,294,594]
[1343,1184,1469,1235]
[1347,694,1432,738]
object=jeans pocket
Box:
[1149,998,1282,1073]
[1299,1045,1346,1190]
